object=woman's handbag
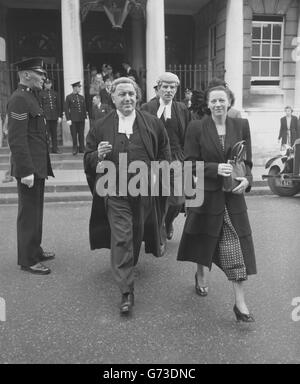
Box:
[223,140,247,192]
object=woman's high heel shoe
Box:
[233,305,255,323]
[195,273,208,297]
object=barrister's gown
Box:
[84,110,171,259]
[177,117,257,275]
[141,97,190,153]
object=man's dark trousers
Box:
[17,178,45,267]
[70,121,85,152]
[106,196,135,295]
[106,196,152,294]
[46,120,58,152]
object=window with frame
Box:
[251,16,283,86]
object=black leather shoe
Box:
[39,251,55,261]
[195,273,208,297]
[52,149,62,154]
[72,147,78,156]
[21,263,51,275]
[120,293,134,315]
[166,223,174,240]
[233,305,255,323]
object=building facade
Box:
[1,0,300,161]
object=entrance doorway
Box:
[84,53,125,77]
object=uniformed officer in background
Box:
[40,78,62,153]
[64,81,87,155]
[7,57,55,275]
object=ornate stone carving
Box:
[81,0,146,26]
[15,31,58,57]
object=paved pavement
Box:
[0,196,299,364]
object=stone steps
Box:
[0,191,92,205]
[0,181,89,194]
[0,153,84,164]
[0,188,272,205]
[0,146,74,155]
[0,145,272,204]
[0,180,271,205]
[0,161,85,171]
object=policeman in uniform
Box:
[64,81,87,155]
[7,57,55,275]
[40,78,62,153]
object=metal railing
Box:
[0,62,225,117]
[167,63,225,101]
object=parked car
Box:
[262,139,300,196]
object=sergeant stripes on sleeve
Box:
[11,112,28,121]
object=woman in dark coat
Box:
[177,85,256,322]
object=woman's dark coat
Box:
[177,116,257,275]
[84,110,171,259]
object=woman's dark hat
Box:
[15,57,47,74]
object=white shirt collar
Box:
[117,110,136,137]
[157,98,172,120]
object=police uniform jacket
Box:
[40,89,61,121]
[7,84,54,179]
[64,93,87,122]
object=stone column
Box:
[294,2,300,109]
[61,0,84,99]
[0,4,7,147]
[0,4,7,62]
[0,38,5,62]
[225,0,244,111]
[61,0,85,146]
[146,0,165,100]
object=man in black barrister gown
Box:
[141,72,190,242]
[84,77,171,315]
[7,57,55,275]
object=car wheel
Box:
[268,167,300,196]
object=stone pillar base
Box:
[62,120,73,147]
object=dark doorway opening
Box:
[82,11,130,77]
[84,53,125,76]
